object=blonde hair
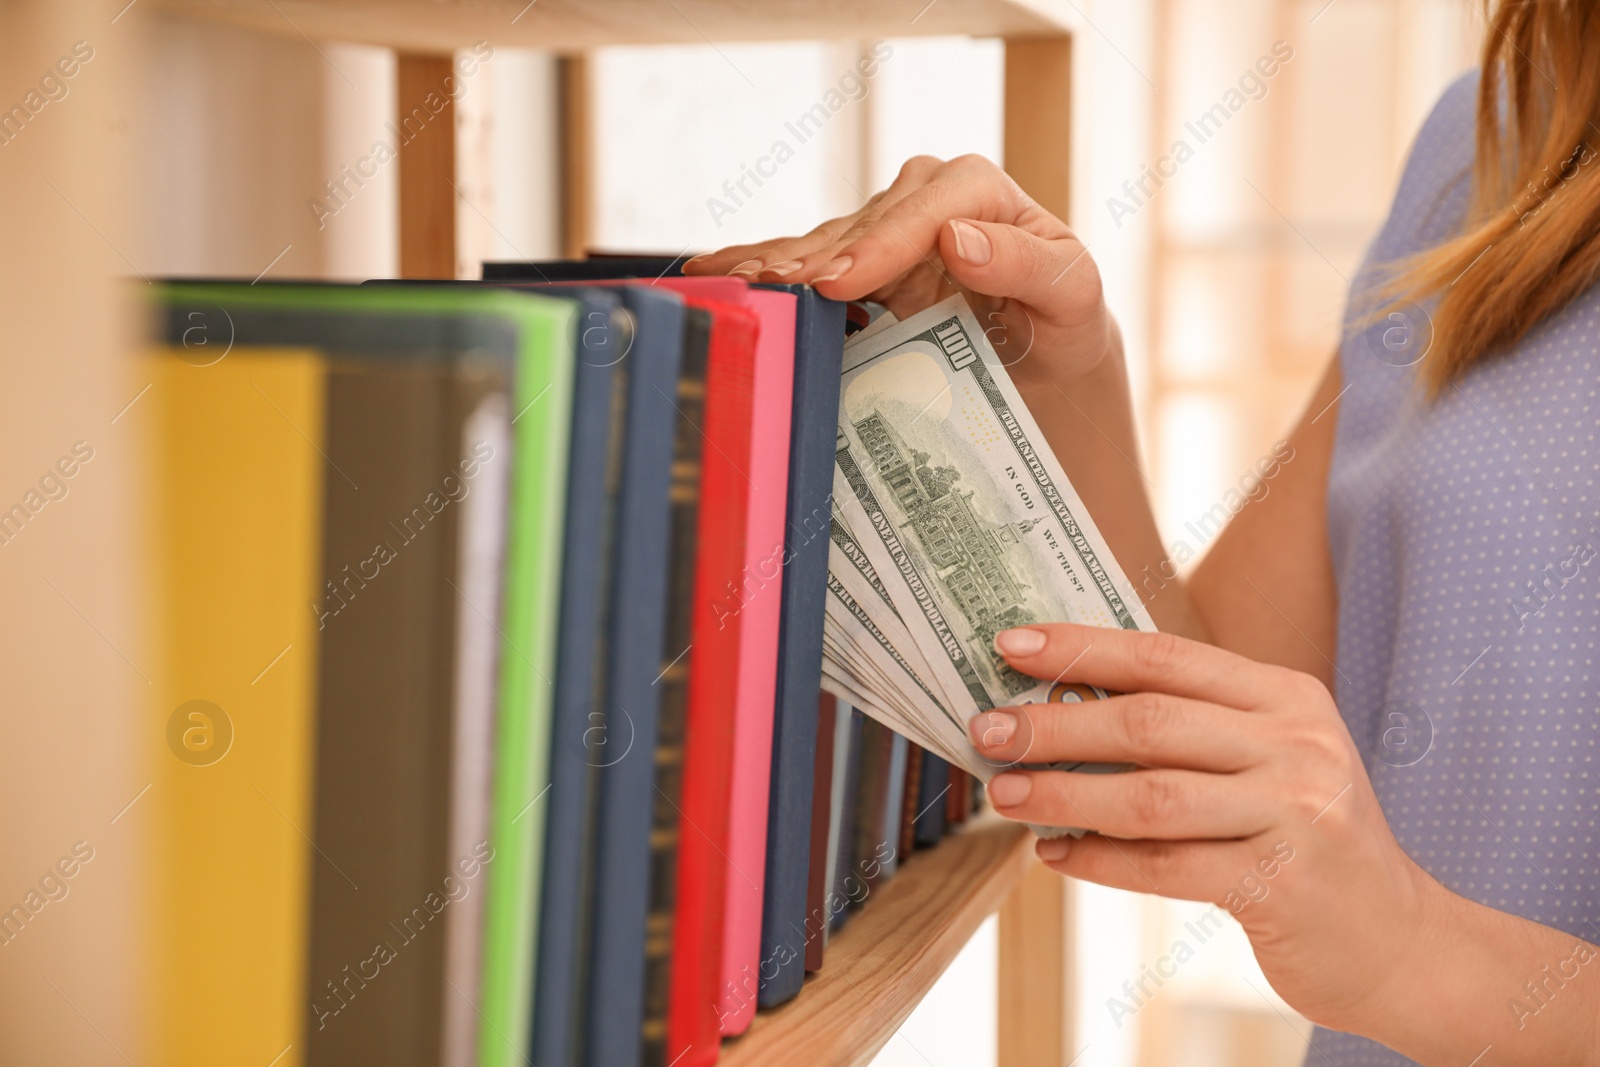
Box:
[1386,0,1600,394]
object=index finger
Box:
[993,623,1284,710]
[815,156,1070,301]
[683,237,800,277]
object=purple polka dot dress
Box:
[1315,70,1600,1063]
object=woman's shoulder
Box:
[1370,70,1480,262]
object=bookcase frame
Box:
[145,3,1080,1063]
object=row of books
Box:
[144,263,980,1067]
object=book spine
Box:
[479,301,577,1067]
[879,733,909,879]
[148,347,326,1065]
[913,753,948,848]
[306,364,454,1067]
[852,719,891,894]
[898,742,923,859]
[830,708,864,932]
[822,701,852,946]
[946,767,969,827]
[717,290,796,1037]
[667,301,757,1067]
[441,382,513,1067]
[758,289,847,1007]
[637,327,709,1067]
[582,295,687,1067]
[804,694,837,972]
[531,298,631,1067]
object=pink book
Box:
[715,287,794,1036]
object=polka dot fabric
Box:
[1313,72,1600,1064]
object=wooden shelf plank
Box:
[720,816,1035,1067]
[150,0,1076,53]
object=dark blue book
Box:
[522,287,628,1067]
[829,708,864,934]
[753,282,846,1007]
[586,304,708,1067]
[913,753,950,848]
[540,286,685,1067]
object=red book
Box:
[665,292,759,1067]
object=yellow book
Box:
[146,348,325,1067]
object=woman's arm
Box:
[1185,358,1342,685]
[1373,889,1600,1065]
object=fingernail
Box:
[683,253,710,265]
[729,259,763,276]
[1037,837,1071,862]
[995,627,1046,657]
[812,255,853,283]
[988,772,1032,807]
[949,219,991,266]
[761,259,804,277]
[972,710,1017,748]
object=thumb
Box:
[938,218,1103,325]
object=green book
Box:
[154,283,576,1067]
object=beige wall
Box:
[0,2,143,1063]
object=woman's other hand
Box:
[969,622,1433,1037]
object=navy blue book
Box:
[586,303,709,1067]
[534,285,685,1067]
[520,286,626,1067]
[753,282,846,1007]
[913,752,950,848]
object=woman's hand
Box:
[970,622,1433,1036]
[682,154,1115,387]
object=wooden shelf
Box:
[150,0,1075,53]
[720,816,1036,1067]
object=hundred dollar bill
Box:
[833,293,1155,722]
[822,587,974,767]
[826,501,963,721]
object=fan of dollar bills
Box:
[821,293,1158,803]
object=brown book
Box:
[305,359,460,1067]
[804,694,837,971]
[898,742,923,859]
[946,767,969,827]
[851,719,894,893]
